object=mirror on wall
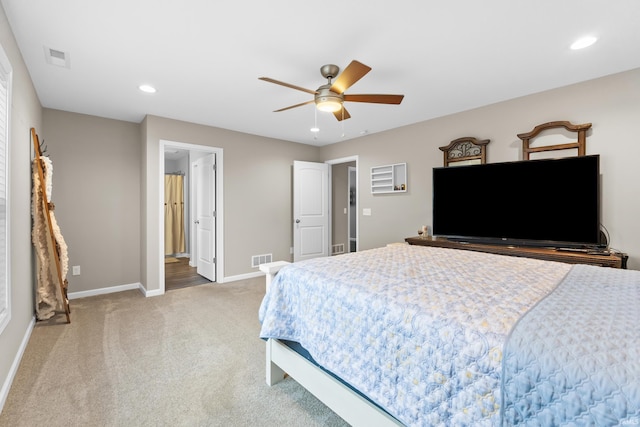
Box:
[439,137,490,167]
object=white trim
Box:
[0,316,34,413]
[325,155,358,166]
[141,286,164,298]
[223,271,263,283]
[67,282,144,300]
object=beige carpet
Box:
[164,257,180,264]
[0,277,348,427]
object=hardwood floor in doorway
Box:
[165,257,212,291]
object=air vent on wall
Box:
[251,253,272,268]
[43,46,71,68]
[332,243,345,255]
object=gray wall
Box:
[141,115,320,293]
[320,68,640,269]
[42,109,141,292]
[34,113,322,296]
[0,3,42,410]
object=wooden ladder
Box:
[31,128,70,323]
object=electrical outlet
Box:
[72,265,81,276]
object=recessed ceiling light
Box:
[310,127,320,132]
[138,84,157,93]
[570,36,598,50]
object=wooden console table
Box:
[405,236,627,269]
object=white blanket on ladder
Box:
[32,156,69,320]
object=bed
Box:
[258,244,640,426]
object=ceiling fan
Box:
[259,60,404,121]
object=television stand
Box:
[405,236,627,269]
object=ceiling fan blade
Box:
[273,100,315,112]
[344,94,404,104]
[333,106,351,121]
[259,77,317,95]
[330,60,371,94]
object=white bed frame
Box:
[260,262,403,427]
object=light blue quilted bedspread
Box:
[259,245,574,426]
[501,264,640,426]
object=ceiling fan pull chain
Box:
[313,108,318,140]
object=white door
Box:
[195,154,216,281]
[293,161,329,262]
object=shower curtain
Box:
[165,174,186,255]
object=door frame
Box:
[347,165,357,253]
[159,140,224,293]
[326,155,359,253]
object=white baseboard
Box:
[142,287,164,297]
[67,282,143,300]
[223,271,264,283]
[66,272,264,301]
[0,316,35,413]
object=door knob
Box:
[194,220,200,224]
[295,219,300,223]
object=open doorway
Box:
[328,156,358,255]
[348,166,357,253]
[292,156,358,262]
[160,140,223,293]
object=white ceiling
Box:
[3,1,640,147]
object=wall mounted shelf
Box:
[371,163,406,194]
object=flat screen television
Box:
[432,155,601,249]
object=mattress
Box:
[501,264,640,425]
[259,244,640,426]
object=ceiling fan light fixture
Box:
[315,85,344,113]
[316,98,343,113]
